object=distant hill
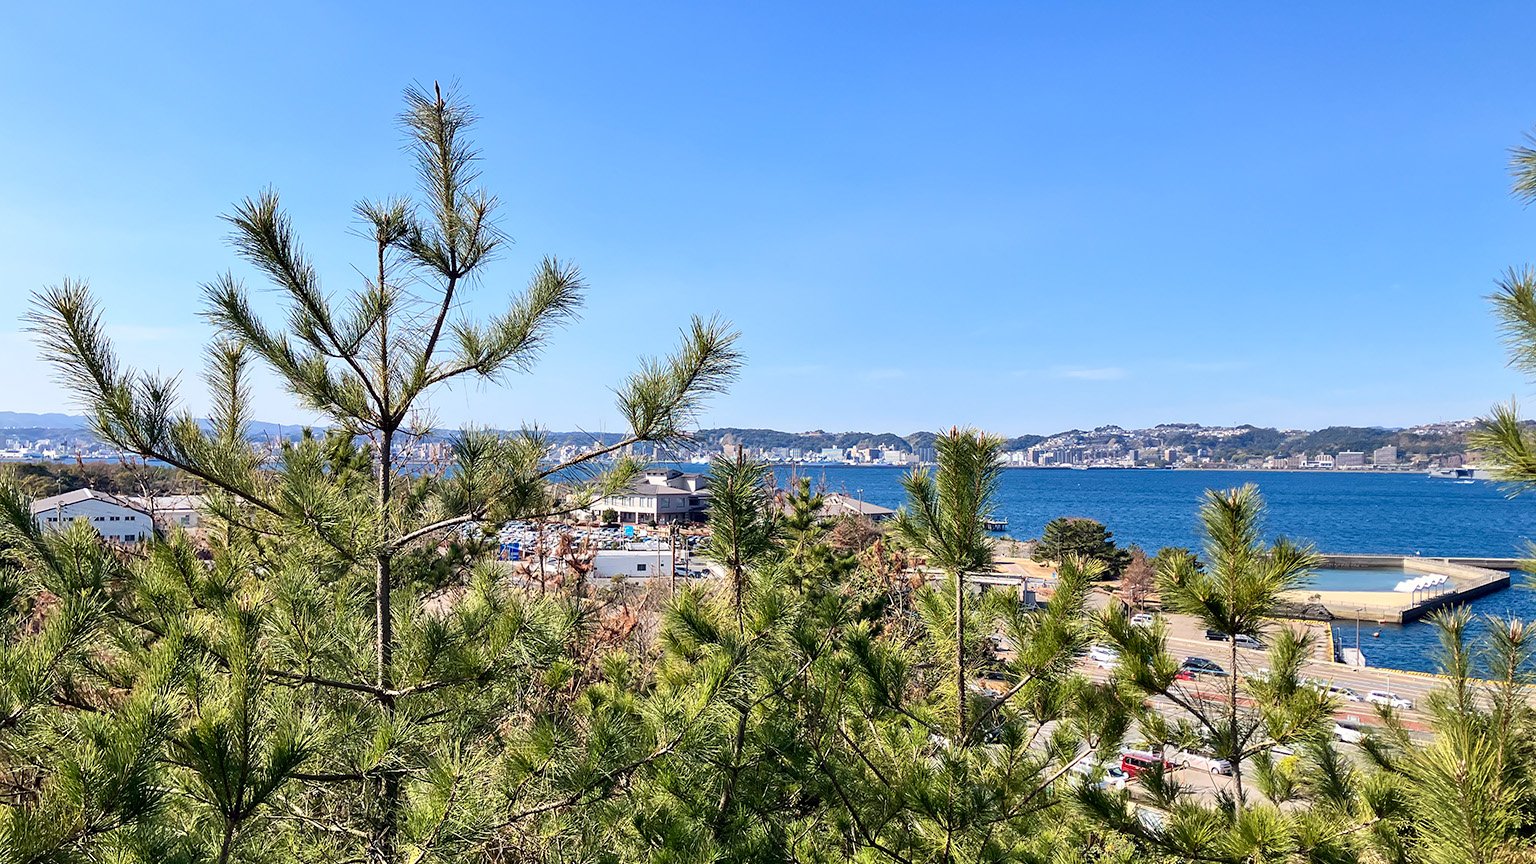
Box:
[0,412,301,442]
[0,412,89,429]
[0,411,1474,463]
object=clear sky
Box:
[4,3,1536,436]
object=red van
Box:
[1119,750,1170,779]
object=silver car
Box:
[1174,747,1234,775]
[1366,690,1412,710]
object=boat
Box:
[983,517,1009,532]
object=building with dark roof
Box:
[589,468,710,524]
[815,493,896,522]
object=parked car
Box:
[1087,644,1120,669]
[1333,721,1366,744]
[1179,657,1228,677]
[1323,684,1364,703]
[1367,690,1413,709]
[1173,746,1234,775]
[1069,757,1129,791]
[1204,629,1262,649]
[1129,613,1155,628]
[976,669,1011,693]
[1119,750,1171,779]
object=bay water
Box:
[756,466,1536,674]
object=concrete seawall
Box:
[1298,555,1516,624]
[1320,554,1525,571]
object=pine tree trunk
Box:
[955,570,966,741]
[1229,635,1242,805]
[375,425,399,863]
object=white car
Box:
[1366,690,1413,710]
[1069,757,1129,791]
[1087,644,1120,669]
[1333,721,1365,744]
[1129,613,1155,627]
[1173,747,1234,775]
[1323,685,1364,703]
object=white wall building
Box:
[30,488,153,543]
[590,468,710,524]
[592,547,677,579]
[130,494,206,531]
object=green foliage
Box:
[1,461,197,499]
[892,428,1004,739]
[1034,517,1132,579]
[10,84,740,864]
[701,454,777,629]
[15,85,1536,864]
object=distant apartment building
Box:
[1372,445,1398,466]
[589,468,710,524]
[1335,451,1367,468]
[849,447,882,464]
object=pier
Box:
[1294,554,1516,624]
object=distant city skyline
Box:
[4,4,1536,432]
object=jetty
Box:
[1287,554,1516,624]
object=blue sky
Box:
[4,3,1536,435]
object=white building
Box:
[589,468,710,524]
[30,488,153,543]
[592,547,677,579]
[130,494,206,531]
[1372,445,1398,466]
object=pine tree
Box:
[1034,518,1132,580]
[700,454,777,630]
[891,427,1004,741]
[10,84,740,864]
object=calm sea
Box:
[748,465,1536,675]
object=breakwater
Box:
[1305,555,1512,624]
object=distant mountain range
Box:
[0,412,296,440]
[0,412,1476,461]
